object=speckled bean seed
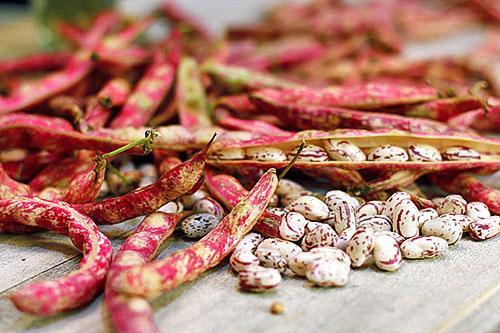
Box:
[367,145,408,162]
[266,207,289,217]
[286,195,330,221]
[235,232,264,253]
[324,190,360,209]
[301,222,337,251]
[310,246,351,266]
[400,236,448,259]
[383,191,411,217]
[138,163,158,178]
[358,215,392,232]
[326,200,357,234]
[373,234,402,272]
[288,144,329,162]
[466,202,491,220]
[346,227,375,268]
[305,257,350,287]
[332,228,356,250]
[417,208,438,228]
[441,146,481,161]
[437,194,467,215]
[157,200,184,213]
[408,144,442,162]
[391,199,419,238]
[238,266,282,292]
[212,147,246,160]
[469,216,500,240]
[276,179,306,197]
[374,231,405,245]
[356,201,385,220]
[421,214,463,245]
[180,213,219,238]
[279,212,308,241]
[324,140,366,161]
[179,189,209,209]
[193,197,224,219]
[255,238,302,275]
[230,250,260,272]
[246,147,287,162]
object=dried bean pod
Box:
[437,194,467,215]
[408,144,442,162]
[180,213,220,238]
[0,52,71,75]
[368,145,409,162]
[333,228,356,250]
[301,222,337,251]
[469,216,500,241]
[356,201,385,220]
[358,215,392,232]
[106,212,181,333]
[391,199,420,238]
[247,147,287,162]
[417,208,439,228]
[324,139,366,161]
[0,163,31,198]
[346,227,375,268]
[421,215,463,245]
[373,234,402,272]
[441,146,481,161]
[215,109,292,137]
[205,171,282,238]
[113,168,279,298]
[288,144,329,162]
[286,195,329,221]
[238,266,281,292]
[279,212,308,241]
[466,202,491,220]
[230,250,260,272]
[73,142,210,224]
[305,257,350,287]
[400,236,449,259]
[193,197,225,220]
[0,197,112,315]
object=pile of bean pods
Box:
[0,0,499,331]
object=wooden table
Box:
[0,9,499,333]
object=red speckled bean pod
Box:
[110,54,175,128]
[0,197,113,315]
[205,169,281,238]
[72,138,213,224]
[84,78,131,130]
[214,108,292,137]
[430,173,500,214]
[106,212,182,333]
[79,11,121,49]
[217,94,258,117]
[0,50,94,114]
[160,0,213,43]
[112,167,278,298]
[176,57,213,129]
[0,52,72,76]
[2,150,66,182]
[0,114,199,153]
[402,96,484,121]
[251,89,456,134]
[0,163,31,198]
[448,105,500,133]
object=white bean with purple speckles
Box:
[367,145,409,162]
[441,146,481,161]
[437,194,467,215]
[356,201,385,220]
[400,236,448,259]
[212,147,246,160]
[373,234,402,272]
[246,147,287,162]
[324,140,366,161]
[469,216,500,240]
[421,214,463,245]
[346,226,375,268]
[305,257,350,287]
[408,144,442,162]
[417,208,438,228]
[238,266,282,292]
[279,212,308,241]
[286,195,330,221]
[357,215,392,232]
[391,199,419,238]
[383,191,412,217]
[466,202,491,220]
[326,200,357,234]
[230,250,260,272]
[288,144,329,162]
[301,222,337,251]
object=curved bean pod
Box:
[0,197,112,315]
[112,168,279,298]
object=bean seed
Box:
[286,195,330,221]
[179,189,209,209]
[246,147,287,162]
[437,194,467,215]
[324,190,360,209]
[138,163,158,178]
[212,147,246,160]
[99,180,109,198]
[266,207,289,218]
[255,238,302,275]
[356,201,385,220]
[193,197,224,219]
[157,200,184,214]
[310,246,351,266]
[269,194,279,207]
[421,214,463,245]
[466,202,491,220]
[270,302,285,314]
[305,257,350,287]
[383,191,411,217]
[417,208,438,228]
[432,197,445,207]
[235,232,264,253]
[391,199,419,238]
[289,247,350,276]
[238,266,282,292]
[276,179,306,197]
[400,236,448,259]
[367,145,408,162]
[332,228,356,250]
[324,140,366,161]
[138,176,156,188]
[469,216,500,240]
[346,226,375,268]
[358,215,392,232]
[288,144,329,162]
[301,222,337,251]
[280,190,314,206]
[408,144,442,162]
[230,250,260,272]
[180,213,219,238]
[441,146,481,161]
[326,200,357,234]
[279,212,308,241]
[374,231,405,245]
[373,234,402,272]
